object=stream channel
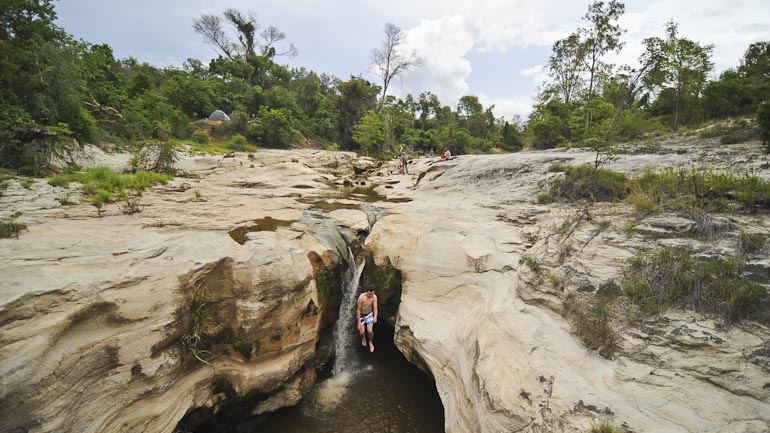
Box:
[201,191,444,433]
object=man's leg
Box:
[359,320,367,346]
[367,324,374,352]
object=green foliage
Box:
[565,296,617,358]
[228,134,248,151]
[91,190,111,216]
[587,421,622,433]
[541,164,629,203]
[758,101,770,152]
[352,110,386,155]
[642,21,714,130]
[0,219,28,239]
[547,162,570,172]
[629,167,770,213]
[529,99,572,148]
[47,167,170,211]
[738,232,766,255]
[129,140,178,174]
[248,107,294,148]
[190,129,211,145]
[522,255,541,272]
[623,247,768,322]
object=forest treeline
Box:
[1,0,769,173]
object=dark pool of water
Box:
[199,325,445,433]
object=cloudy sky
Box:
[56,0,769,121]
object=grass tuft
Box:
[541,164,629,203]
[629,167,770,213]
[0,219,28,239]
[565,295,617,358]
[588,420,622,433]
[738,232,766,255]
[47,167,170,214]
[623,247,768,323]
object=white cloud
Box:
[479,95,536,121]
[520,64,544,76]
[385,0,558,109]
[608,0,770,75]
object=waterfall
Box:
[332,247,365,376]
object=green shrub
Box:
[547,162,569,172]
[249,106,295,149]
[63,164,83,175]
[0,219,27,238]
[565,296,617,358]
[756,101,770,152]
[91,190,111,216]
[588,420,622,433]
[191,129,211,145]
[522,255,540,272]
[629,167,770,213]
[228,134,248,151]
[623,247,768,322]
[738,232,766,255]
[542,164,629,203]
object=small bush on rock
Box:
[564,295,617,358]
[757,101,770,152]
[228,134,248,151]
[191,129,211,145]
[588,421,622,433]
[629,167,770,213]
[0,219,27,238]
[541,164,629,203]
[623,247,768,323]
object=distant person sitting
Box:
[440,147,451,161]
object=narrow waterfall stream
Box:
[331,247,366,377]
[196,246,444,433]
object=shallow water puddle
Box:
[228,217,295,245]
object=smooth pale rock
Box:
[328,209,370,233]
[366,142,770,433]
[2,140,770,433]
[0,149,373,433]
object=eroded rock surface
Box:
[366,139,770,433]
[2,139,770,433]
[0,149,375,433]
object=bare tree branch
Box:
[370,22,423,112]
[192,14,234,59]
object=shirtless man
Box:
[356,286,378,352]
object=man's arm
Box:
[356,296,362,321]
[356,296,363,332]
[373,295,378,324]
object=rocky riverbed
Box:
[1,138,769,433]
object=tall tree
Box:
[578,0,625,127]
[642,21,713,129]
[547,33,585,105]
[193,9,296,60]
[336,77,380,149]
[370,23,422,112]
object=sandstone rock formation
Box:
[0,149,372,433]
[2,138,769,433]
[364,138,770,432]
